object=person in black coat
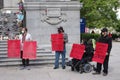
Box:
[92,27,112,76]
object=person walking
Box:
[54,26,68,69]
[92,27,112,76]
[19,27,32,70]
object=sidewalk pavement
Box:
[0,42,120,80]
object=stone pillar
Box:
[3,0,19,9]
[24,1,82,58]
[0,0,4,9]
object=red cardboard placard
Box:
[70,44,85,60]
[23,41,37,59]
[7,40,20,58]
[51,34,64,51]
[92,42,108,64]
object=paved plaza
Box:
[0,42,120,80]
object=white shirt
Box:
[19,33,32,50]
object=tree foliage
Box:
[80,0,120,31]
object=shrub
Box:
[112,33,119,40]
[81,33,100,41]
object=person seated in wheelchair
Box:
[83,39,94,61]
[71,39,94,73]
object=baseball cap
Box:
[101,28,108,32]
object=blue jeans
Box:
[54,46,66,68]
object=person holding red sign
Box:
[54,27,68,69]
[93,28,112,76]
[19,27,32,70]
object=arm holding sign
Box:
[107,37,112,55]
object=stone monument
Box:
[3,0,19,12]
[24,0,82,57]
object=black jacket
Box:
[98,35,112,54]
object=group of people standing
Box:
[17,26,112,77]
[53,27,112,77]
[18,26,68,70]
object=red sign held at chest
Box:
[51,34,64,51]
[92,42,108,64]
[70,44,85,60]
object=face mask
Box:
[21,31,24,34]
[101,32,107,37]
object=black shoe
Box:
[92,72,101,75]
[71,67,74,71]
[62,66,66,69]
[53,67,59,69]
[103,72,107,76]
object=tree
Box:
[80,0,120,30]
[116,20,120,32]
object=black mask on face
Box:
[58,29,61,33]
[101,32,107,37]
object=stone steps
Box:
[0,56,57,62]
[0,53,55,59]
[0,60,55,67]
[0,54,68,67]
[0,40,55,67]
[0,40,68,67]
[0,50,53,54]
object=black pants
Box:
[21,51,29,66]
[72,58,82,71]
[96,55,110,74]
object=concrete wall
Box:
[24,1,82,58]
[4,0,19,8]
[26,11,80,44]
[24,1,81,45]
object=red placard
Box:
[7,40,20,58]
[92,42,108,64]
[51,34,64,51]
[23,41,37,59]
[70,44,85,60]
